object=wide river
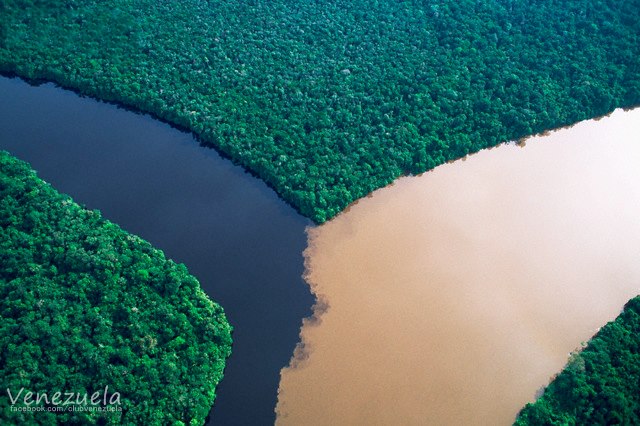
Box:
[277,108,640,425]
[0,76,314,426]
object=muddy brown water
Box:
[277,108,640,425]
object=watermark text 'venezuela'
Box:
[6,386,122,413]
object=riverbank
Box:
[0,76,314,426]
[277,108,640,425]
[3,0,639,222]
[0,151,232,425]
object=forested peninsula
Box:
[515,296,640,425]
[0,151,232,425]
[2,0,639,222]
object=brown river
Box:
[276,108,640,425]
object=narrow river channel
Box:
[0,75,314,426]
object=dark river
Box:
[0,76,314,426]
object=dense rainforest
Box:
[1,0,639,222]
[515,296,640,425]
[0,151,232,425]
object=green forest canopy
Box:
[0,151,232,425]
[1,0,639,222]
[515,296,640,425]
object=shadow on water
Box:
[0,76,314,426]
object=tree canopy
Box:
[1,1,638,223]
[0,151,232,425]
[515,296,640,425]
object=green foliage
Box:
[0,151,232,425]
[1,0,639,222]
[515,296,640,425]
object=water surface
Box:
[0,76,314,426]
[277,108,640,425]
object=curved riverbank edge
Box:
[276,107,640,425]
[0,67,318,220]
[0,151,232,425]
[515,296,640,424]
[0,75,314,426]
[0,71,278,202]
[3,66,638,226]
[3,0,640,223]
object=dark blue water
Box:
[0,76,313,426]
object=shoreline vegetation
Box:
[515,296,640,425]
[2,0,639,223]
[0,151,232,425]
